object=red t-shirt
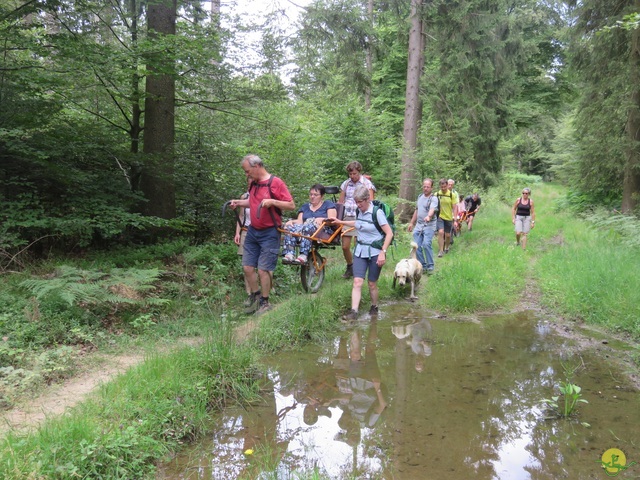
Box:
[249,176,293,229]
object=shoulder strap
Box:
[250,175,282,226]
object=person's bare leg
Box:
[368,280,379,306]
[244,265,259,293]
[258,269,272,298]
[342,236,353,265]
[437,229,444,254]
[351,277,364,311]
[521,234,528,250]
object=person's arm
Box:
[234,210,243,245]
[530,200,535,228]
[426,202,436,222]
[512,199,518,224]
[376,223,394,266]
[230,198,250,209]
[261,198,295,211]
[407,209,418,232]
[323,207,338,225]
[286,211,304,227]
[338,189,346,204]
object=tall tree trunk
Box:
[364,0,374,110]
[397,0,424,222]
[623,9,640,213]
[140,0,176,219]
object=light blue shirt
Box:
[354,205,388,258]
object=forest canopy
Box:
[1,0,638,259]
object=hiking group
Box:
[229,154,539,317]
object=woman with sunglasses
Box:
[512,187,536,250]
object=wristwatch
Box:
[381,249,387,253]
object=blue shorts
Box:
[353,255,383,282]
[437,218,453,232]
[242,226,281,272]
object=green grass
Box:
[0,326,261,479]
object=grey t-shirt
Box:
[415,194,437,232]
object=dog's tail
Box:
[410,241,418,260]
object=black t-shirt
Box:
[464,195,481,212]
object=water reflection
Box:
[159,306,640,480]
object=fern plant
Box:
[20,265,168,308]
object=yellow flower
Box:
[244,449,254,455]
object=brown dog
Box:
[392,241,423,300]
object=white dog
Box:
[392,241,423,300]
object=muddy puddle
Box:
[158,304,639,479]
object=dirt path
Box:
[0,353,145,437]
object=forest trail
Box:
[0,352,144,438]
[0,337,203,438]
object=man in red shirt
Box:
[231,154,295,314]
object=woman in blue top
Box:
[329,186,393,321]
[282,184,337,264]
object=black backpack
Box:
[435,191,453,218]
[250,175,282,226]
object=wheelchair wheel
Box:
[301,251,325,293]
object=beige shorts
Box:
[237,229,247,255]
[515,215,531,234]
[342,215,357,237]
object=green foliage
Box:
[541,362,589,420]
[19,265,167,308]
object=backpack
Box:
[435,191,453,218]
[250,175,282,226]
[356,199,395,249]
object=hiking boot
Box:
[255,298,273,316]
[369,305,379,316]
[437,251,444,258]
[341,309,358,321]
[342,264,353,279]
[243,291,260,313]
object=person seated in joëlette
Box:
[282,184,337,264]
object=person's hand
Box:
[377,251,386,267]
[531,220,535,229]
[407,223,414,232]
[229,200,238,209]
[327,217,339,224]
[512,217,516,224]
[234,232,240,245]
[261,199,273,209]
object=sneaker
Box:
[426,269,434,275]
[341,309,358,321]
[369,305,379,316]
[296,254,308,264]
[437,251,444,258]
[444,248,449,254]
[255,299,273,316]
[342,264,353,279]
[283,253,295,263]
[244,291,260,313]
